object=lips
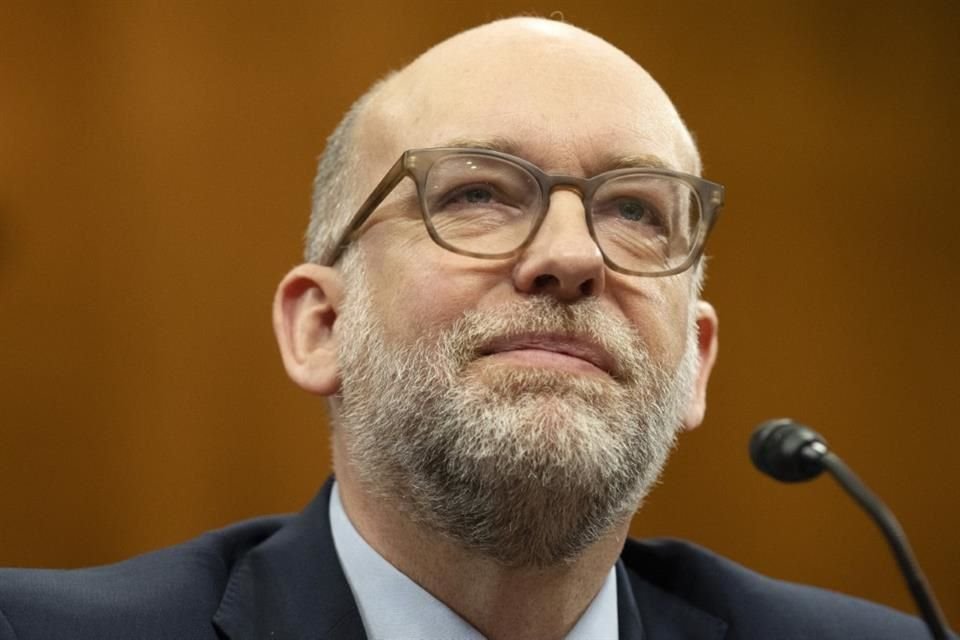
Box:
[477,333,617,377]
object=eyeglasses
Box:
[324,147,724,277]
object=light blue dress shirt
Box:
[330,482,619,639]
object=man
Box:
[0,17,940,640]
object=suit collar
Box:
[213,478,366,640]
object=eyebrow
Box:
[434,136,675,174]
[439,136,524,156]
[604,154,673,172]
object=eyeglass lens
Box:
[421,153,702,273]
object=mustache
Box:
[417,296,656,385]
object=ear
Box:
[680,300,719,431]
[272,263,344,396]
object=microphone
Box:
[749,418,828,482]
[750,419,953,640]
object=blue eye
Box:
[462,188,493,204]
[617,200,658,223]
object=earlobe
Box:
[272,263,344,396]
[681,300,719,431]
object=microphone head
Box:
[750,418,828,482]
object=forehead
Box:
[359,22,698,181]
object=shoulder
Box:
[0,514,291,640]
[622,537,933,639]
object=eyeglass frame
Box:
[322,147,725,277]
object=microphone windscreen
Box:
[750,418,827,482]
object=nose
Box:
[512,190,606,301]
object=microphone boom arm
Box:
[808,445,952,640]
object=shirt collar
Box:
[329,481,619,639]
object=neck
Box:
[333,439,630,640]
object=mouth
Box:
[476,334,617,378]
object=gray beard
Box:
[334,264,698,568]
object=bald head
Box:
[306,17,701,264]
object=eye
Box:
[435,182,516,212]
[460,187,494,204]
[424,156,540,217]
[610,199,665,228]
[617,199,656,222]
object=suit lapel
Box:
[617,559,728,640]
[213,479,366,640]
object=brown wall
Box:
[2,0,957,624]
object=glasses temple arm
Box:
[323,157,410,266]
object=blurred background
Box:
[1,0,957,624]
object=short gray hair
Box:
[304,79,389,264]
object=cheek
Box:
[613,276,694,366]
[361,235,507,341]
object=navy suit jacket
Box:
[0,479,940,639]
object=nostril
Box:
[579,280,594,296]
[533,274,558,289]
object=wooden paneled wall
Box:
[2,1,957,623]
